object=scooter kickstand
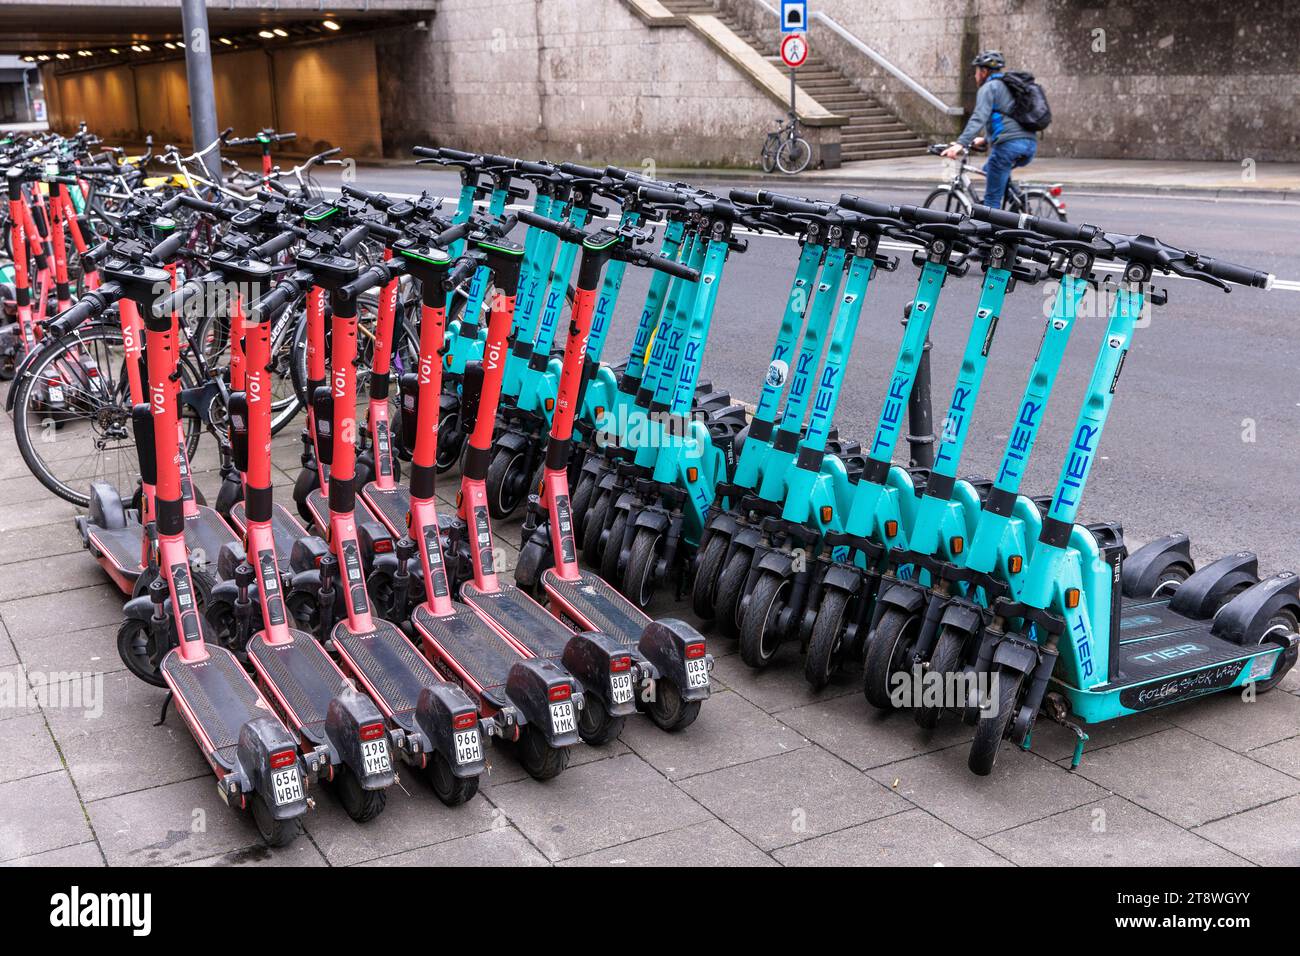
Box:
[154,691,173,727]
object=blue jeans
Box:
[982,137,1037,208]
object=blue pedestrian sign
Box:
[781,0,807,33]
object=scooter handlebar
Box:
[250,229,299,260]
[433,220,473,248]
[148,231,188,263]
[338,260,404,300]
[340,183,394,209]
[152,273,218,320]
[971,204,1099,242]
[44,282,122,338]
[558,161,606,180]
[839,194,901,218]
[515,208,588,244]
[1194,255,1273,290]
[446,255,480,288]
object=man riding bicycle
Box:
[942,51,1037,209]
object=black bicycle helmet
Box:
[971,50,1006,70]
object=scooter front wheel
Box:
[739,571,791,669]
[116,618,169,688]
[428,750,480,805]
[600,510,629,588]
[862,607,920,710]
[334,764,387,822]
[914,625,964,729]
[486,447,531,520]
[251,793,303,847]
[625,526,663,609]
[969,666,1023,776]
[581,490,611,566]
[714,549,752,638]
[435,398,465,474]
[692,534,729,620]
[805,587,852,690]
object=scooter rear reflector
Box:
[950,536,964,555]
[885,520,898,538]
[610,655,632,673]
[452,711,477,731]
[548,683,572,702]
[820,506,833,524]
[685,642,706,660]
[372,538,394,554]
[1009,555,1023,574]
[1065,588,1081,609]
[687,467,698,482]
[359,722,385,741]
[270,749,297,770]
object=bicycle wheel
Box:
[193,297,304,436]
[776,136,813,175]
[12,323,202,507]
[923,187,971,216]
[760,135,779,174]
[1023,189,1067,222]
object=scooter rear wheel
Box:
[863,607,919,710]
[644,677,701,731]
[805,588,852,690]
[569,474,595,537]
[1253,608,1299,693]
[251,793,303,847]
[692,535,729,620]
[578,692,626,746]
[487,447,531,520]
[334,764,387,822]
[515,726,568,781]
[739,572,791,669]
[969,666,1023,776]
[428,751,480,806]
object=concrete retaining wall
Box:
[378,0,781,166]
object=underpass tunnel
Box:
[1,1,434,159]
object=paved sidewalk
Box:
[663,155,1300,201]
[2,411,1299,867]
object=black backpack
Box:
[998,71,1052,132]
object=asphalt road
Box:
[319,163,1300,572]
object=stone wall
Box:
[378,0,781,166]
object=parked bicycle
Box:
[760,113,812,175]
[923,143,1066,219]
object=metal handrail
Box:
[745,0,964,117]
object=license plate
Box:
[47,385,64,404]
[454,729,482,765]
[272,766,303,807]
[610,672,634,706]
[550,700,576,735]
[685,657,710,690]
[361,739,391,775]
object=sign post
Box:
[779,32,808,118]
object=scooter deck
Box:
[541,568,648,646]
[362,483,411,537]
[1097,623,1277,693]
[306,488,384,534]
[248,631,347,746]
[411,603,521,709]
[162,647,266,772]
[1117,600,1205,646]
[461,582,573,660]
[86,521,144,581]
[185,507,240,557]
[228,502,308,570]
[330,618,441,736]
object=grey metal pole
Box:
[180,0,221,183]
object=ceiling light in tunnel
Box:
[138,44,150,51]
[56,53,70,60]
[322,19,341,30]
[37,54,50,60]
[272,28,288,37]
[22,55,34,62]
[110,48,120,54]
[258,30,275,39]
[78,50,92,56]
[219,37,232,45]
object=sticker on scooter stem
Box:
[339,540,370,616]
[375,420,392,478]
[765,359,789,388]
[257,550,287,627]
[170,563,204,644]
[421,524,450,598]
[473,506,494,578]
[555,494,576,565]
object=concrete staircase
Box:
[657,0,927,161]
